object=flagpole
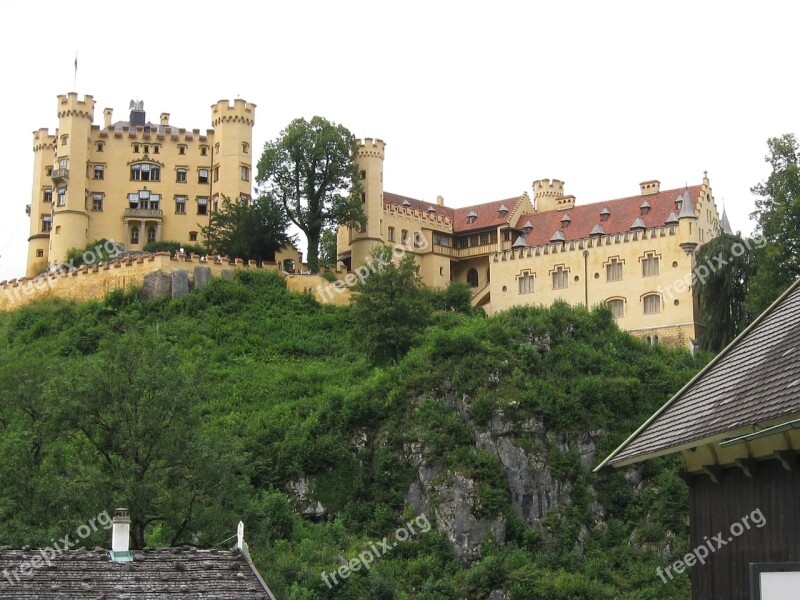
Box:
[73,52,77,90]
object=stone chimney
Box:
[436,195,444,206]
[112,508,131,553]
[103,108,113,129]
[160,113,170,126]
[640,180,660,195]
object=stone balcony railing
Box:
[124,208,163,219]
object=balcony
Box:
[51,168,69,184]
[124,208,163,219]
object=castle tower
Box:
[27,128,57,275]
[349,138,386,268]
[533,179,565,212]
[210,99,256,205]
[48,93,95,266]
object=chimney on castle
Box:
[129,100,146,127]
[160,113,170,126]
[111,508,131,553]
[640,180,660,195]
[103,108,113,129]
[437,195,444,206]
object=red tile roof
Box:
[512,185,701,247]
[383,192,522,233]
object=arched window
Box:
[130,226,139,245]
[643,293,661,314]
[607,298,625,318]
[467,268,479,287]
[147,226,156,244]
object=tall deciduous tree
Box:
[256,117,364,273]
[694,233,755,351]
[350,246,431,364]
[201,194,292,262]
[749,133,800,313]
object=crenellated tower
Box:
[348,138,386,268]
[49,93,95,266]
[210,99,256,205]
[533,178,565,212]
[27,128,57,275]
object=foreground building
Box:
[596,280,800,599]
[338,138,729,348]
[27,93,256,276]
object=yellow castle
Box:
[338,138,733,349]
[26,92,300,276]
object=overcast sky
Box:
[1,0,797,280]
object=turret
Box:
[26,128,57,275]
[677,189,699,254]
[210,99,256,206]
[49,93,95,265]
[533,179,565,212]
[349,137,386,268]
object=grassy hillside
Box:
[0,271,705,599]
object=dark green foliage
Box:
[200,194,292,261]
[0,268,704,599]
[63,239,121,268]
[143,240,207,255]
[350,245,432,364]
[694,233,757,350]
[256,116,365,272]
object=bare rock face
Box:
[171,270,190,299]
[285,477,327,521]
[194,266,212,289]
[142,272,171,300]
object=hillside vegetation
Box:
[0,271,706,599]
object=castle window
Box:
[41,215,52,233]
[240,193,251,207]
[357,220,367,233]
[94,164,104,180]
[503,230,512,242]
[175,196,186,214]
[241,166,250,181]
[176,168,187,183]
[642,252,659,277]
[413,232,424,248]
[432,232,451,247]
[213,166,220,182]
[189,231,198,242]
[128,193,140,208]
[467,268,479,288]
[198,169,209,184]
[45,166,53,176]
[92,193,103,211]
[153,145,159,154]
[242,142,249,154]
[59,158,68,170]
[518,271,534,294]
[360,170,366,180]
[60,134,68,146]
[55,226,61,234]
[552,265,569,290]
[401,229,408,245]
[387,227,395,242]
[213,195,219,212]
[130,163,160,182]
[178,145,187,155]
[215,143,220,154]
[36,249,44,258]
[57,188,66,207]
[643,294,661,314]
[43,188,52,203]
[200,146,208,156]
[133,144,140,153]
[147,226,157,244]
[197,197,208,215]
[144,145,149,154]
[606,257,623,282]
[130,226,139,245]
[361,192,366,204]
[96,142,104,152]
[607,298,625,318]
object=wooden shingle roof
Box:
[0,546,276,599]
[597,279,800,470]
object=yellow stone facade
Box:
[338,139,726,349]
[27,93,257,276]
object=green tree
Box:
[256,116,364,273]
[142,240,206,255]
[318,227,338,270]
[694,233,755,351]
[201,194,292,262]
[351,245,431,364]
[750,133,800,313]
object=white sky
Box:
[1,0,797,280]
